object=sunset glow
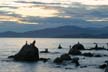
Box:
[0,0,108,25]
[13,6,59,17]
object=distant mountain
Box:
[0,25,108,38]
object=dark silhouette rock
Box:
[105,63,108,72]
[99,64,107,69]
[60,53,71,60]
[72,57,80,66]
[72,42,85,50]
[54,57,63,64]
[89,43,107,50]
[82,53,93,57]
[68,48,81,55]
[54,53,71,64]
[94,54,102,57]
[9,41,39,61]
[68,42,85,55]
[68,45,82,55]
[40,48,50,53]
[58,44,62,49]
[39,58,50,62]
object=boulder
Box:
[60,53,71,60]
[72,42,85,50]
[68,42,85,55]
[9,41,39,61]
[99,64,107,69]
[68,47,81,55]
[72,57,80,66]
[54,57,63,64]
[54,53,71,64]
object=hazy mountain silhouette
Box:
[0,25,108,38]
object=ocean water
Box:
[0,38,107,72]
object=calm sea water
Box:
[0,38,107,72]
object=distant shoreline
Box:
[0,37,108,39]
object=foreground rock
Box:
[8,41,39,61]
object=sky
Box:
[0,0,108,32]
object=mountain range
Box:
[0,25,108,38]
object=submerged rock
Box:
[40,48,50,53]
[9,41,39,61]
[82,53,93,57]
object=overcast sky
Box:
[0,0,108,32]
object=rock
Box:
[72,57,80,66]
[89,43,107,50]
[60,53,71,60]
[54,57,63,64]
[99,64,107,69]
[105,63,108,72]
[53,53,71,64]
[72,42,85,50]
[82,53,93,57]
[68,42,84,55]
[39,58,50,62]
[80,65,87,68]
[8,41,39,61]
[68,48,81,55]
[40,48,50,53]
[58,44,62,49]
[94,54,102,57]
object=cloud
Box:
[0,0,108,32]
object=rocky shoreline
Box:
[8,41,108,72]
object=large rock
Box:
[69,43,83,55]
[60,53,71,60]
[53,57,63,64]
[68,42,85,55]
[72,42,85,50]
[9,41,39,61]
